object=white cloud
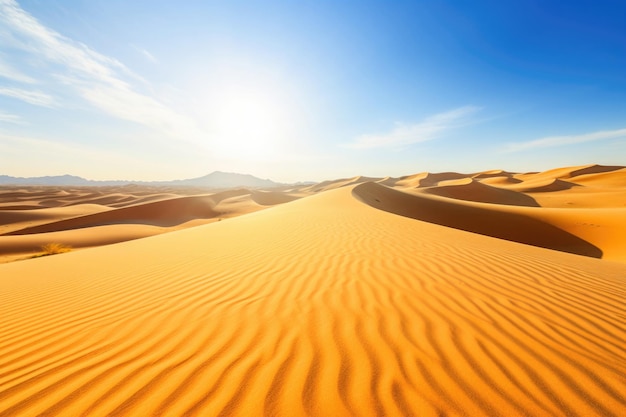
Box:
[0,110,22,123]
[0,0,201,142]
[505,128,626,152]
[0,56,36,83]
[131,44,158,63]
[346,106,481,149]
[0,87,56,107]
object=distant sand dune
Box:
[568,164,624,178]
[478,175,522,186]
[0,183,624,416]
[353,182,602,258]
[4,195,219,235]
[391,172,428,188]
[249,190,301,205]
[299,176,382,193]
[503,178,580,193]
[4,188,301,238]
[567,167,626,187]
[0,187,303,262]
[424,178,540,206]
[471,169,509,178]
[417,172,468,187]
[0,204,110,231]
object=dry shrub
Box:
[36,243,72,257]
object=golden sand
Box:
[0,165,624,416]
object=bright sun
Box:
[212,88,288,161]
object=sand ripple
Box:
[0,184,625,416]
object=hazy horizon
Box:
[1,0,625,182]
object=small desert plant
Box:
[33,243,72,258]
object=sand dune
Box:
[0,180,624,416]
[4,195,220,235]
[478,175,522,186]
[0,165,625,415]
[423,178,540,206]
[299,176,382,193]
[471,169,510,179]
[354,182,603,258]
[567,164,624,178]
[0,204,110,233]
[0,224,167,258]
[501,178,580,193]
[0,187,301,262]
[386,172,426,188]
[416,172,468,187]
[566,167,626,187]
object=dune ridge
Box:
[354,182,603,258]
[0,181,625,416]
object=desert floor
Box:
[0,164,625,416]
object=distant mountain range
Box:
[0,171,286,189]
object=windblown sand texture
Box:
[0,164,625,416]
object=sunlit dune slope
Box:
[566,167,626,187]
[0,184,624,416]
[0,225,168,260]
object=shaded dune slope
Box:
[504,178,580,193]
[353,182,601,258]
[568,164,624,178]
[3,195,220,235]
[423,178,539,206]
[4,189,300,237]
[249,190,301,205]
[0,204,109,229]
[0,185,624,416]
[417,172,468,187]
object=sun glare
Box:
[212,88,288,160]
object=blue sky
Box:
[1,0,625,182]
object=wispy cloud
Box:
[0,110,22,123]
[0,56,36,83]
[131,44,158,63]
[0,87,56,107]
[346,106,481,149]
[0,0,200,140]
[504,128,626,152]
